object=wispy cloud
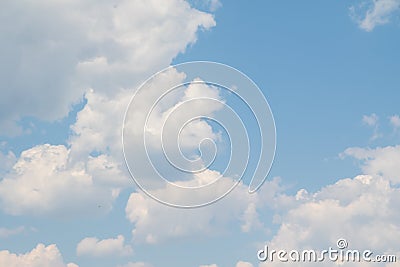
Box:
[362,113,381,140]
[350,0,400,31]
[0,226,25,238]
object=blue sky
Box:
[0,1,400,267]
[179,0,400,190]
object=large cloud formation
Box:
[0,0,216,217]
[259,144,400,267]
[0,0,215,135]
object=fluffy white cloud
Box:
[0,144,128,216]
[125,179,256,243]
[0,69,227,217]
[0,0,215,135]
[71,72,222,164]
[68,89,130,162]
[0,243,78,267]
[199,264,218,267]
[350,0,400,31]
[260,177,400,267]
[259,144,400,266]
[77,235,132,257]
[268,175,399,245]
[342,145,400,183]
[145,78,224,151]
[0,0,218,216]
[125,174,284,244]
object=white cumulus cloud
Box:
[0,144,127,216]
[0,0,216,135]
[76,235,133,257]
[342,145,400,183]
[259,144,400,266]
[125,174,284,244]
[0,243,78,267]
[0,0,217,217]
